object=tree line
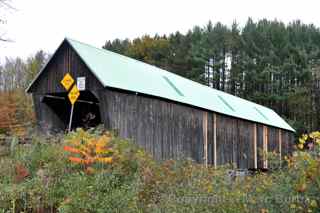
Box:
[0,50,48,91]
[1,18,319,134]
[0,51,48,134]
[103,18,320,134]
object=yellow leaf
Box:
[310,200,318,208]
[299,138,305,144]
[290,204,296,209]
[298,143,304,150]
[97,157,113,164]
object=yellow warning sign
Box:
[68,85,80,105]
[61,73,74,91]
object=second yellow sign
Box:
[68,85,80,105]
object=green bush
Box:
[0,129,320,212]
[0,129,146,212]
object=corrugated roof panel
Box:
[42,38,294,132]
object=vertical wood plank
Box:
[279,129,282,168]
[203,112,208,166]
[253,123,257,169]
[232,118,237,168]
[266,126,269,168]
[263,125,268,169]
[213,113,217,169]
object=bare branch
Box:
[0,0,16,42]
[0,37,13,42]
[0,0,16,11]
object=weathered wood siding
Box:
[282,130,293,158]
[98,88,295,168]
[28,41,104,94]
[99,89,206,162]
[267,126,281,168]
[256,125,293,169]
[215,114,255,169]
[216,114,237,166]
[207,114,213,165]
[257,124,265,168]
[237,119,255,169]
[267,127,279,153]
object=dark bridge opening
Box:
[41,91,102,131]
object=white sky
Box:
[0,0,319,63]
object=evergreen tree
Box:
[102,19,320,134]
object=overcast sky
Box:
[0,0,319,63]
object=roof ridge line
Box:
[66,37,169,72]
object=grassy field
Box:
[0,128,319,213]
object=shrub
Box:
[63,129,113,174]
[0,129,320,212]
[0,128,148,212]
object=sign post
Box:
[61,73,80,132]
[68,104,75,132]
[67,85,80,132]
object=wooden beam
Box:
[213,113,217,169]
[263,125,268,169]
[203,112,208,167]
[279,129,282,168]
[42,95,99,105]
[253,124,257,169]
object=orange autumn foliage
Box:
[0,90,35,136]
[68,157,83,164]
[64,146,81,154]
[64,130,114,170]
[0,95,18,134]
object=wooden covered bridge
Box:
[26,38,295,169]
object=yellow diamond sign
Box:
[61,73,74,91]
[68,85,80,105]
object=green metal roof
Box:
[28,38,295,132]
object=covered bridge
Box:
[26,38,295,169]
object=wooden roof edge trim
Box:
[25,38,66,93]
